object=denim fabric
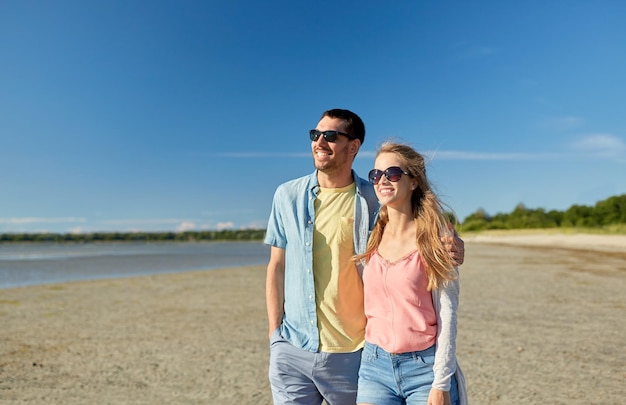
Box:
[264,170,379,353]
[268,328,362,405]
[357,342,460,405]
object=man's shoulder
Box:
[354,175,376,196]
[355,176,373,190]
[274,173,313,195]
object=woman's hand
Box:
[428,387,451,405]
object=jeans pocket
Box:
[415,346,436,365]
[360,343,377,364]
[415,355,435,366]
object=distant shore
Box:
[1,233,625,404]
[463,229,626,253]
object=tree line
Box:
[0,229,267,243]
[2,194,624,243]
[460,194,626,232]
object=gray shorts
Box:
[268,329,362,405]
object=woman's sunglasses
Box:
[309,129,356,143]
[368,166,410,185]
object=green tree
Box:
[593,194,626,225]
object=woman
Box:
[355,142,467,405]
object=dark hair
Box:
[321,109,365,144]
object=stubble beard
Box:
[313,150,351,177]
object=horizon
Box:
[2,1,625,234]
[2,192,622,235]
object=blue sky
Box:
[1,1,625,234]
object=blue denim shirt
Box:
[264,170,379,352]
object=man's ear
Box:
[350,139,361,156]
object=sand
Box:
[1,233,625,404]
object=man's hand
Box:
[441,223,465,266]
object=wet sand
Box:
[1,234,625,404]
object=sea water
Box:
[0,241,270,289]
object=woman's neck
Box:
[384,210,415,237]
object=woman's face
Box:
[371,152,414,209]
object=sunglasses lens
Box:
[309,130,320,141]
[323,131,338,142]
[368,169,383,184]
[386,167,404,182]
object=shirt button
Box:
[306,269,311,273]
[309,295,313,300]
[305,242,310,246]
[310,320,315,325]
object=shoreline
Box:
[0,241,269,290]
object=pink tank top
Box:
[363,250,437,353]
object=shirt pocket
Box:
[337,216,354,248]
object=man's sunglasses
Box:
[368,166,410,185]
[309,129,357,143]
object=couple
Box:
[265,109,467,405]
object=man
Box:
[264,109,464,405]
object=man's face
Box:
[311,116,358,175]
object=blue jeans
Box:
[357,342,459,405]
[268,329,362,405]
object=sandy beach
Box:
[1,233,625,404]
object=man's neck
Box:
[317,169,354,189]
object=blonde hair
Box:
[357,142,457,290]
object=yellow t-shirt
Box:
[313,183,365,352]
